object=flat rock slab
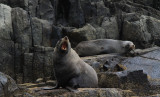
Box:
[15,86,134,97]
[122,49,160,85]
[0,72,19,97]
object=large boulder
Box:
[35,0,55,24]
[23,46,54,83]
[82,47,160,95]
[0,72,19,97]
[63,24,96,46]
[122,14,152,48]
[0,4,12,40]
[31,17,52,46]
[0,4,15,78]
[101,16,119,39]
[56,0,85,27]
[122,13,160,48]
[11,7,31,52]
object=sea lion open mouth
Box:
[61,41,68,51]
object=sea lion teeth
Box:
[61,42,67,50]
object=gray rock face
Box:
[98,70,149,90]
[121,49,160,85]
[0,2,160,96]
[31,18,52,47]
[123,13,160,48]
[101,16,119,39]
[0,4,12,40]
[36,0,55,24]
[0,4,55,83]
[11,7,31,52]
[23,46,54,83]
[0,4,15,78]
[82,48,160,95]
[0,72,18,97]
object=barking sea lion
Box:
[51,36,98,92]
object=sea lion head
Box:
[123,41,135,52]
[55,36,71,54]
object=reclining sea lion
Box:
[75,39,135,57]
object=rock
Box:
[46,80,56,86]
[98,70,149,90]
[0,4,12,40]
[153,0,160,10]
[122,13,151,48]
[51,25,63,47]
[0,39,14,78]
[11,8,32,82]
[132,0,153,6]
[64,24,96,46]
[132,0,160,11]
[18,87,131,97]
[0,72,19,97]
[36,78,43,83]
[122,49,160,80]
[31,17,43,46]
[68,0,85,27]
[94,26,106,39]
[101,16,119,39]
[23,46,54,83]
[146,16,160,46]
[25,0,38,17]
[36,0,55,24]
[80,0,110,25]
[31,17,52,46]
[122,13,160,48]
[82,54,126,73]
[82,48,160,95]
[0,4,15,78]
[129,47,160,56]
[6,0,55,24]
[56,0,85,27]
[11,7,31,52]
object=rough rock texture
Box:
[0,72,19,97]
[0,0,160,96]
[82,47,160,96]
[0,4,15,78]
[122,13,160,48]
[14,85,134,97]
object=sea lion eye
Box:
[125,44,130,49]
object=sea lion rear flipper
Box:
[65,86,79,93]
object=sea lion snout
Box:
[64,36,68,40]
[129,44,135,50]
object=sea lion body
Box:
[75,39,135,56]
[53,36,98,90]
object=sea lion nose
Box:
[131,44,135,49]
[64,36,68,40]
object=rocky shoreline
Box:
[1,47,160,96]
[0,0,160,96]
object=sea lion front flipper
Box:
[65,86,79,93]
